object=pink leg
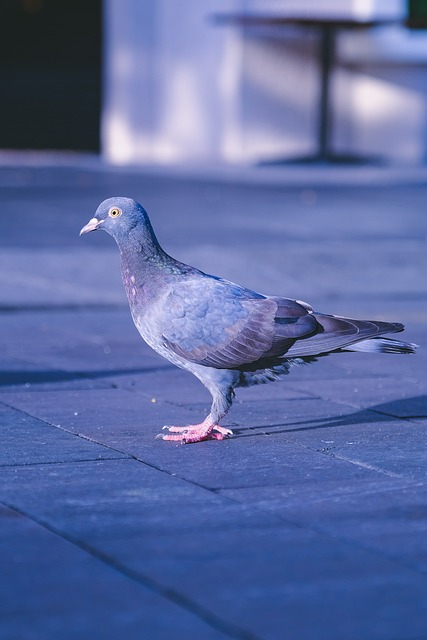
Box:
[158,420,233,444]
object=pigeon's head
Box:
[80,197,153,245]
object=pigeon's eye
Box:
[109,207,122,218]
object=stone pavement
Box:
[1,157,426,640]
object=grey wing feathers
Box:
[160,276,404,370]
[164,296,277,368]
[161,281,316,369]
[200,297,319,367]
[261,297,318,357]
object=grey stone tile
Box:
[220,480,427,573]
[0,458,280,540]
[0,504,228,640]
[0,387,209,460]
[140,420,426,490]
[372,395,427,419]
[33,343,166,374]
[0,309,167,375]
[222,396,361,437]
[130,398,427,489]
[0,247,124,308]
[281,415,427,482]
[138,426,410,491]
[285,375,427,415]
[0,404,126,466]
[94,526,427,640]
[3,340,165,375]
[0,353,112,392]
[332,349,427,380]
[0,309,131,348]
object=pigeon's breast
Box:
[121,264,167,308]
[126,283,191,369]
[133,306,204,374]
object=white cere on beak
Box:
[79,218,103,236]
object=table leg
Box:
[318,25,335,161]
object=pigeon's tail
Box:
[342,337,418,355]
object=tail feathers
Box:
[343,337,418,355]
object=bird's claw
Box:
[214,426,234,436]
[158,423,233,444]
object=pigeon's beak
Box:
[79,217,103,236]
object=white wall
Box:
[102,0,244,164]
[102,0,427,165]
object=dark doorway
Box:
[0,0,102,151]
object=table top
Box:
[214,14,399,29]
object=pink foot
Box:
[158,422,233,444]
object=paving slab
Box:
[0,387,201,448]
[221,479,427,572]
[93,527,427,640]
[331,348,427,380]
[0,353,113,393]
[0,310,165,374]
[136,419,426,490]
[3,483,427,640]
[0,403,127,467]
[0,247,124,308]
[285,375,427,414]
[279,413,427,482]
[0,458,280,540]
[0,504,229,640]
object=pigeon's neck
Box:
[118,224,184,305]
[118,223,167,266]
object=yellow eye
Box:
[109,207,122,218]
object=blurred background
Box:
[1,0,427,166]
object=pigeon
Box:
[80,197,417,444]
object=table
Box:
[215,15,396,164]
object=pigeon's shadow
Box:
[229,395,427,438]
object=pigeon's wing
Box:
[159,278,317,369]
[283,312,404,358]
[157,276,404,367]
